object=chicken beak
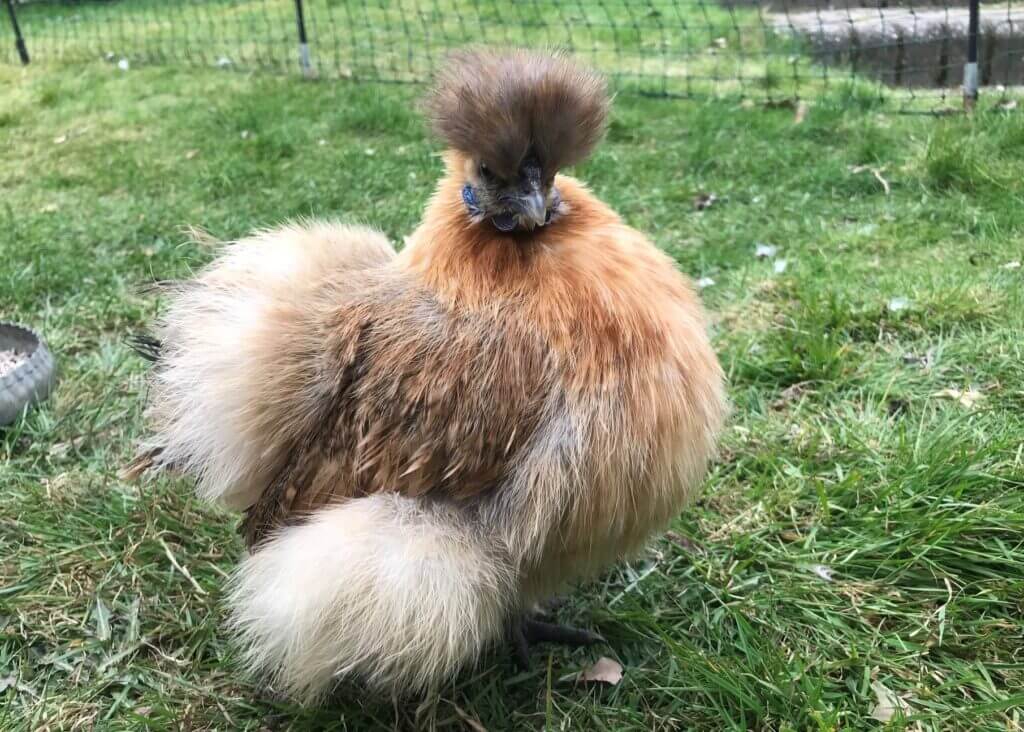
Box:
[515,189,548,229]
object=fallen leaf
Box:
[1003,260,1021,270]
[870,679,909,723]
[117,58,130,71]
[810,564,833,582]
[53,134,67,145]
[216,56,232,68]
[887,297,911,312]
[579,657,623,685]
[364,148,376,156]
[0,676,15,692]
[755,242,778,259]
[696,276,716,289]
[933,387,985,409]
[773,258,788,274]
[184,149,199,160]
[40,203,59,213]
[997,99,1018,111]
[240,130,250,139]
[317,139,327,146]
[713,37,727,49]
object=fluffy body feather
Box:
[134,51,727,702]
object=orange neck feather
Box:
[400,150,690,387]
[402,151,620,311]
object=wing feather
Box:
[242,283,554,546]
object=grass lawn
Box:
[2,45,1024,731]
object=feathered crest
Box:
[425,49,610,179]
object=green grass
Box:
[2,51,1024,731]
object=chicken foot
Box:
[509,617,605,670]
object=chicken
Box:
[129,49,727,702]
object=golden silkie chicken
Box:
[130,49,727,702]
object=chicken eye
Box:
[478,163,494,181]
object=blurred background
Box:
[5,0,1023,108]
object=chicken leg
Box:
[510,616,605,670]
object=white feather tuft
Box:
[228,494,515,702]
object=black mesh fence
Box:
[3,0,1022,108]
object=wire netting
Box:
[3,0,1022,106]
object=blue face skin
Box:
[463,157,555,233]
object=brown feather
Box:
[424,49,610,179]
[240,271,555,546]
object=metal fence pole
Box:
[4,0,30,65]
[963,0,980,110]
[293,0,312,76]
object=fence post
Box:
[293,0,313,77]
[963,0,980,110]
[4,0,30,65]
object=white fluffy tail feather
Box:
[228,494,515,702]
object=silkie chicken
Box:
[128,49,727,703]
